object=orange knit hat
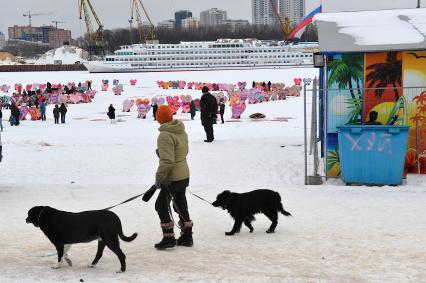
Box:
[156,105,174,124]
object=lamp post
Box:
[417,0,421,8]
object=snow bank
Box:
[35,46,89,65]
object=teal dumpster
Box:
[337,125,409,185]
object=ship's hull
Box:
[84,61,313,73]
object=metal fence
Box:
[303,78,324,185]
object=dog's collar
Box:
[36,207,46,225]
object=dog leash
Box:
[187,189,213,206]
[104,192,146,210]
[25,251,57,258]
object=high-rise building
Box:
[48,29,72,48]
[252,0,305,26]
[252,0,279,26]
[8,25,71,47]
[200,8,227,26]
[279,0,305,25]
[158,19,175,29]
[175,10,192,28]
[182,17,200,29]
[0,32,5,50]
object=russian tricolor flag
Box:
[288,5,322,39]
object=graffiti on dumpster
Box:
[345,133,392,154]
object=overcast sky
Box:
[0,0,420,38]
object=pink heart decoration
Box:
[157,97,165,105]
[231,104,246,119]
[1,85,11,92]
[19,106,29,120]
[130,79,137,86]
[48,93,59,104]
[29,107,41,120]
[113,86,122,95]
[11,96,23,106]
[293,78,302,85]
[69,93,81,104]
[193,99,200,110]
[60,94,68,104]
[137,104,151,118]
[123,99,134,112]
[15,84,22,93]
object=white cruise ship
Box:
[84,39,316,73]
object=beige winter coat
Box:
[156,120,190,183]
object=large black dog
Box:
[26,206,137,272]
[212,190,292,235]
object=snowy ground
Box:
[0,68,425,283]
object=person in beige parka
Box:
[154,105,193,250]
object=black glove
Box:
[142,184,158,202]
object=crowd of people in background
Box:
[0,100,68,127]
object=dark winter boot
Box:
[155,222,176,250]
[177,220,193,247]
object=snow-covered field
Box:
[0,68,425,283]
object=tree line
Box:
[78,24,318,54]
[1,24,318,57]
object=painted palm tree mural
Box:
[326,53,364,177]
[366,52,402,101]
[328,53,364,126]
[325,50,426,177]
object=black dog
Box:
[212,190,292,235]
[26,206,137,272]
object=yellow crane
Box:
[269,0,292,41]
[78,0,105,56]
[130,0,156,43]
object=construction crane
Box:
[23,11,52,27]
[78,0,105,57]
[269,0,292,41]
[52,20,66,30]
[130,0,156,43]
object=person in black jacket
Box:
[53,105,60,124]
[219,98,225,124]
[152,104,158,120]
[189,100,196,120]
[59,103,67,124]
[107,104,116,123]
[200,86,217,142]
[10,103,20,126]
[46,82,52,93]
